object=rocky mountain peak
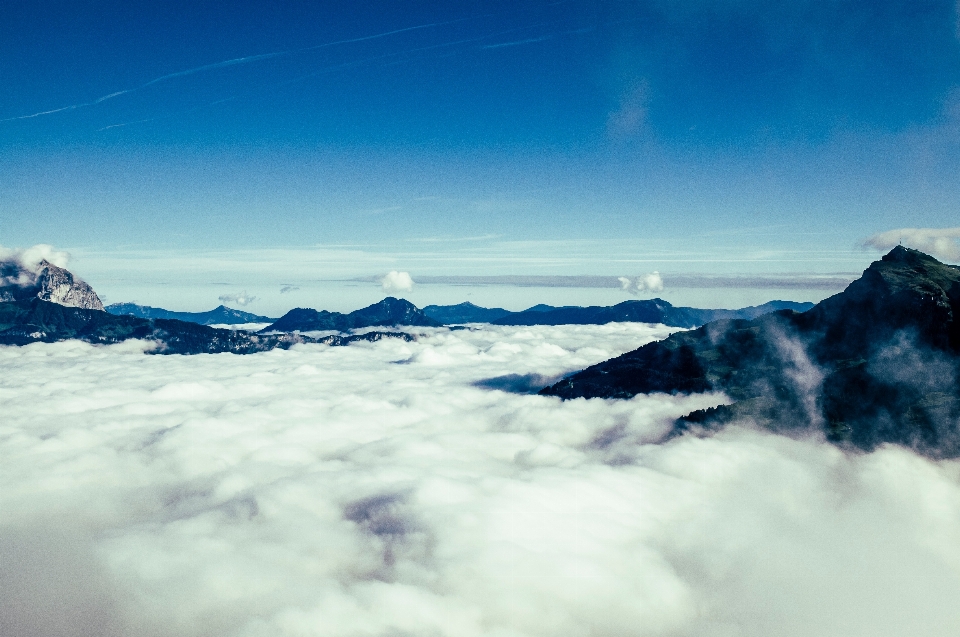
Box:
[0,258,104,311]
[540,247,960,458]
[35,260,104,310]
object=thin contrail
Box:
[299,17,472,52]
[141,53,287,87]
[95,20,587,132]
[96,97,237,132]
[482,26,594,50]
[482,35,555,49]
[2,89,135,120]
[268,23,561,90]
[0,54,283,123]
[2,18,467,123]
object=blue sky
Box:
[2,0,960,310]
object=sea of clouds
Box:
[3,323,960,637]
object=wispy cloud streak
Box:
[1,89,136,121]
[140,53,287,87]
[481,26,594,50]
[1,18,467,123]
[299,18,471,52]
[482,35,555,49]
[97,97,235,132]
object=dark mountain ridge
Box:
[424,299,813,327]
[422,302,512,324]
[262,297,441,332]
[541,247,960,458]
[106,303,276,325]
[492,299,813,327]
[0,298,414,354]
[101,297,811,332]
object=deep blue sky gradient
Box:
[2,0,960,276]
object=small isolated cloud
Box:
[380,271,414,293]
[218,290,258,306]
[279,285,300,294]
[619,271,664,295]
[0,244,70,270]
[863,227,960,262]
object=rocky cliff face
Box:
[34,260,104,310]
[0,259,103,311]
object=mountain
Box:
[0,259,103,310]
[0,297,413,353]
[540,247,960,458]
[693,300,818,322]
[106,303,276,325]
[490,299,814,328]
[262,297,441,332]
[421,299,812,327]
[422,302,512,323]
[521,304,563,313]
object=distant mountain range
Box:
[264,298,813,332]
[422,302,513,323]
[262,297,442,332]
[0,298,413,353]
[101,298,815,331]
[499,300,812,327]
[541,247,960,459]
[1,255,821,354]
[106,303,276,325]
[423,299,814,327]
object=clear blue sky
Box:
[2,0,960,309]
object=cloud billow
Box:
[2,324,960,636]
[863,227,960,262]
[380,270,414,292]
[619,271,664,295]
[218,290,258,306]
[0,243,71,287]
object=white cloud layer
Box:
[380,270,414,292]
[619,271,665,295]
[863,227,960,262]
[2,324,960,636]
[218,290,258,306]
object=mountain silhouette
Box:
[541,247,960,458]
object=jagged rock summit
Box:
[541,247,960,458]
[0,259,104,310]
